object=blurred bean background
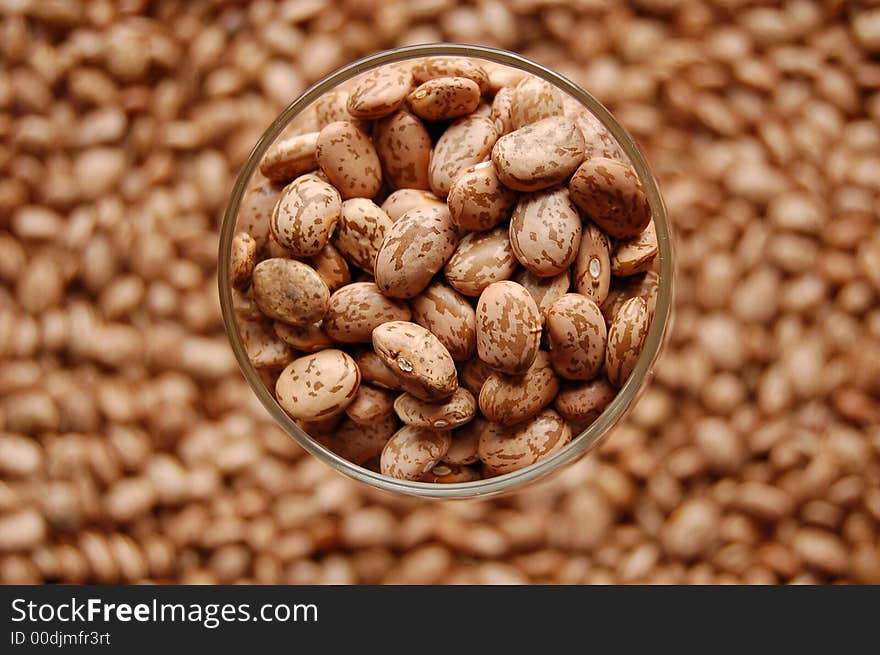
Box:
[1,0,879,584]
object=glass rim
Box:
[218,43,673,499]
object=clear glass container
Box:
[218,43,673,499]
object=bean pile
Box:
[232,58,660,482]
[1,0,879,584]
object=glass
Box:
[218,43,673,499]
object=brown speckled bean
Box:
[444,226,518,297]
[374,205,458,299]
[606,296,650,388]
[374,111,432,190]
[510,187,582,277]
[251,258,329,326]
[444,417,485,465]
[569,108,627,162]
[573,223,611,306]
[410,281,476,362]
[546,293,607,381]
[352,348,402,391]
[347,65,413,119]
[510,76,564,130]
[408,77,481,122]
[307,242,350,292]
[316,121,383,199]
[230,232,256,288]
[273,321,333,353]
[380,188,446,222]
[345,384,396,425]
[239,318,294,369]
[490,86,515,136]
[259,132,319,182]
[447,161,518,232]
[512,269,571,325]
[412,57,490,93]
[380,426,452,480]
[554,378,616,423]
[394,387,477,429]
[236,181,278,249]
[270,175,341,257]
[428,115,498,197]
[459,357,495,396]
[478,408,571,475]
[324,282,411,343]
[420,464,481,483]
[317,416,396,465]
[372,321,459,401]
[333,198,393,272]
[275,349,361,420]
[476,281,542,375]
[611,221,658,276]
[479,351,560,426]
[492,116,585,192]
[569,157,651,239]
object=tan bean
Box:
[236,181,278,249]
[394,387,477,429]
[546,293,607,380]
[259,132,319,182]
[275,349,361,420]
[478,408,571,475]
[307,242,350,292]
[445,417,485,465]
[410,281,476,362]
[316,121,382,199]
[412,57,490,93]
[444,226,518,297]
[554,378,617,423]
[479,351,560,426]
[347,64,413,119]
[324,282,411,343]
[407,77,481,121]
[316,416,396,466]
[510,75,564,129]
[345,384,396,425]
[374,205,458,299]
[333,198,393,272]
[381,426,452,480]
[251,258,329,326]
[273,321,333,353]
[238,318,295,369]
[490,86,515,136]
[606,296,650,388]
[476,281,542,375]
[374,111,431,190]
[569,157,651,239]
[510,187,582,276]
[372,321,459,401]
[420,464,481,483]
[573,223,612,306]
[352,347,402,391]
[270,175,341,257]
[512,269,571,325]
[447,161,518,232]
[230,232,257,289]
[428,115,498,197]
[380,188,446,222]
[492,116,585,192]
[459,357,495,396]
[611,221,658,276]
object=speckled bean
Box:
[347,65,413,119]
[410,281,476,362]
[554,378,616,423]
[573,223,611,306]
[270,175,341,257]
[275,349,361,420]
[605,296,650,387]
[316,121,382,199]
[251,258,329,326]
[317,416,396,465]
[333,198,394,272]
[447,161,518,232]
[476,281,542,375]
[374,205,458,299]
[273,321,333,353]
[307,242,350,292]
[492,116,585,192]
[324,282,411,343]
[372,321,459,401]
[428,115,498,197]
[345,384,396,425]
[412,57,490,93]
[479,351,560,426]
[374,111,432,190]
[380,188,446,222]
[611,221,658,276]
[230,232,257,288]
[509,186,582,277]
[444,226,518,297]
[444,417,484,465]
[394,387,477,429]
[380,426,452,480]
[259,132,319,182]
[478,408,571,475]
[509,75,564,130]
[569,157,651,239]
[546,293,607,380]
[512,269,571,325]
[408,77,481,121]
